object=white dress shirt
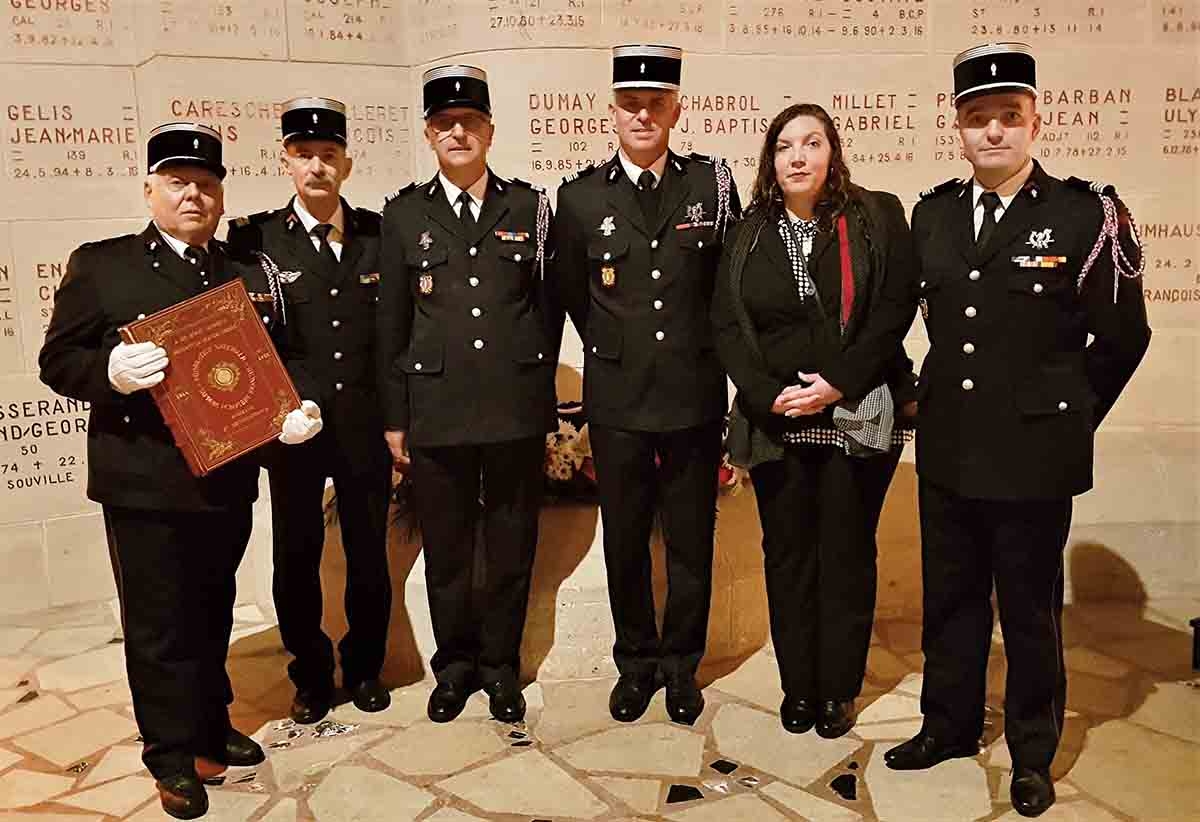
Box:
[439,171,484,221]
[293,197,345,262]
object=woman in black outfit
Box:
[712,104,919,738]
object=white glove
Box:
[279,400,323,445]
[108,341,168,395]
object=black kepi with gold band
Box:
[952,42,1036,106]
[281,96,348,146]
[611,44,682,91]
[146,122,225,179]
[422,65,491,117]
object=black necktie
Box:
[636,169,660,224]
[183,246,211,289]
[976,191,1002,249]
[312,223,339,266]
[457,191,477,233]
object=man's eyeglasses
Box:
[428,112,490,135]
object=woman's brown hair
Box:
[748,103,852,229]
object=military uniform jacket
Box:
[912,162,1150,500]
[377,172,560,448]
[38,223,264,512]
[227,199,388,474]
[553,151,741,432]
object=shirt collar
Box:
[438,171,485,211]
[152,223,207,259]
[618,148,668,188]
[292,196,344,239]
[973,158,1033,212]
[973,181,1018,212]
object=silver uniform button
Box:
[330,288,339,297]
[591,346,598,354]
[1058,401,1069,411]
[650,239,659,249]
[969,269,981,281]
[152,261,160,268]
[962,378,975,391]
[651,269,662,280]
[655,330,665,341]
[1033,283,1045,294]
[537,353,544,360]
[474,339,485,350]
[964,306,977,318]
[469,276,480,287]
[920,280,927,288]
[603,252,612,261]
[331,320,341,328]
[136,313,146,320]
[653,299,663,310]
[333,351,343,360]
[963,342,976,354]
[513,253,522,262]
[335,382,344,391]
[262,315,270,324]
[123,415,131,423]
[414,362,422,371]
[697,240,704,249]
[469,247,478,257]
[421,260,429,269]
[471,307,482,317]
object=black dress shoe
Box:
[780,696,818,734]
[290,688,332,725]
[816,699,855,739]
[428,681,470,723]
[221,728,265,767]
[609,674,657,722]
[156,773,208,820]
[350,679,391,713]
[664,677,705,726]
[483,676,527,723]
[1011,766,1055,817]
[885,731,978,770]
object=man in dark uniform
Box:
[885,44,1151,818]
[227,97,393,724]
[552,45,740,725]
[377,65,560,723]
[38,123,323,819]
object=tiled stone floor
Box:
[0,597,1197,821]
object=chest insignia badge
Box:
[1027,228,1054,250]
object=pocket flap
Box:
[586,321,622,361]
[497,242,535,263]
[1015,365,1094,416]
[399,337,444,375]
[407,247,449,270]
[586,236,630,262]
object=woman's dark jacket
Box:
[712,184,920,439]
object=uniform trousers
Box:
[749,444,900,699]
[589,421,723,680]
[104,504,251,780]
[409,436,544,686]
[918,478,1073,770]
[268,428,393,694]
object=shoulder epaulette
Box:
[919,178,966,199]
[232,209,275,228]
[560,163,597,186]
[1066,176,1119,198]
[79,234,132,250]
[508,176,545,194]
[384,181,418,206]
[687,152,714,164]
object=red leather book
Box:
[120,279,298,476]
